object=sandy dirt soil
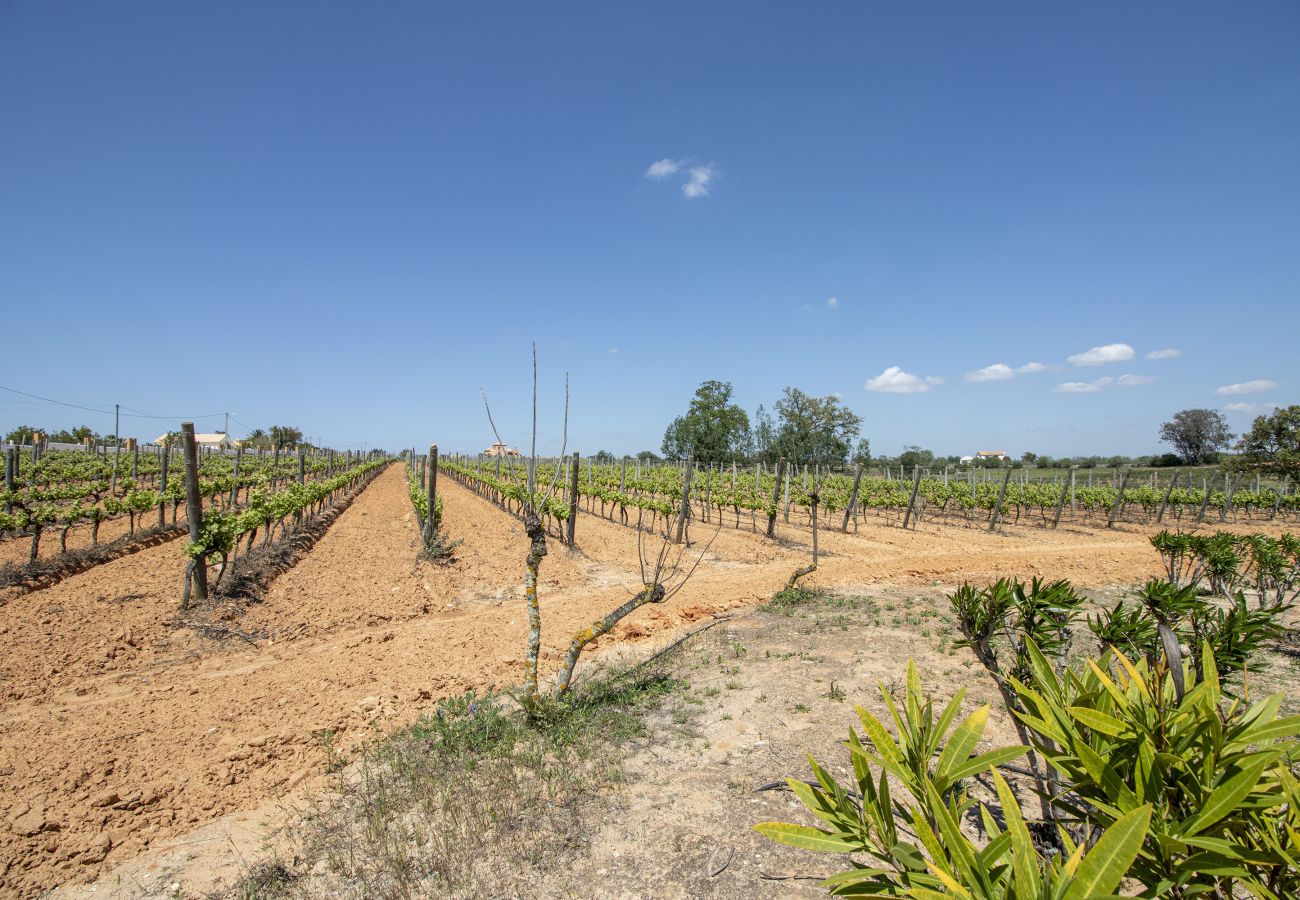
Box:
[3,462,1292,897]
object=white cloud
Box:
[966,363,1015,383]
[865,366,940,394]
[607,347,619,354]
[1067,343,1135,366]
[826,296,838,309]
[1055,373,1152,393]
[1146,348,1181,360]
[1016,361,1050,374]
[1225,402,1269,414]
[682,163,716,198]
[645,158,681,179]
[1215,379,1278,396]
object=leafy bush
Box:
[754,662,1152,897]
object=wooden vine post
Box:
[157,445,169,528]
[1220,473,1241,523]
[180,422,207,608]
[988,467,1013,532]
[674,461,694,545]
[4,446,15,499]
[841,464,863,532]
[424,444,439,546]
[230,446,241,508]
[766,457,786,537]
[1272,477,1290,520]
[901,465,922,529]
[1156,470,1180,524]
[1106,468,1132,528]
[565,452,579,546]
[1196,473,1218,523]
[1051,474,1069,528]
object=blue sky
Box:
[1,2,1296,458]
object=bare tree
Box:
[481,344,569,702]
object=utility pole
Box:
[224,412,229,435]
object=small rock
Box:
[89,790,119,808]
[11,810,45,836]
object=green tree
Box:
[751,404,776,463]
[851,437,871,465]
[1230,404,1299,481]
[268,425,303,450]
[898,445,935,470]
[592,449,616,462]
[772,388,863,466]
[5,424,37,445]
[636,450,662,461]
[1160,408,1233,465]
[660,380,750,464]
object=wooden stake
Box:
[425,444,439,544]
[674,461,694,545]
[989,467,1012,532]
[1156,470,1180,524]
[181,423,207,607]
[766,458,786,537]
[1107,469,1132,528]
[158,445,169,528]
[566,452,579,545]
[842,464,863,532]
[902,465,922,529]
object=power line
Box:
[119,405,226,421]
[0,384,113,416]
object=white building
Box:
[151,431,237,449]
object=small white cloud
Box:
[1016,361,1050,374]
[1057,381,1104,394]
[865,366,939,394]
[1215,379,1278,396]
[1146,348,1181,360]
[607,347,619,354]
[1067,343,1136,366]
[799,303,814,315]
[682,163,716,198]
[966,363,1015,383]
[826,296,838,309]
[1116,374,1155,386]
[645,158,681,179]
[1225,402,1269,414]
[926,376,944,386]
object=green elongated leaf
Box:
[941,746,1031,786]
[1061,804,1152,900]
[1022,637,1058,691]
[752,822,864,854]
[1067,706,1129,737]
[992,770,1041,900]
[819,866,893,888]
[856,706,904,769]
[787,777,849,830]
[1075,742,1140,813]
[924,781,982,888]
[934,705,989,789]
[1179,753,1277,837]
[1174,851,1251,879]
[933,687,969,751]
[1238,713,1300,746]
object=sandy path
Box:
[4,461,1280,897]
